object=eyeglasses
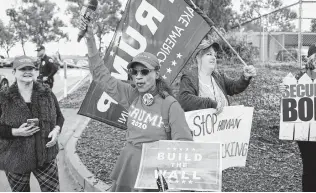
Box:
[128,68,154,76]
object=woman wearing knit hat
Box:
[79,17,193,192]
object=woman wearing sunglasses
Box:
[79,20,193,191]
[0,56,64,191]
[178,39,256,114]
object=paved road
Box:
[0,67,89,192]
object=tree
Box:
[191,0,237,30]
[6,0,68,55]
[240,0,297,32]
[66,0,122,52]
[311,19,316,32]
[24,0,69,45]
[0,21,17,57]
[6,8,29,55]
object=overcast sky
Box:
[0,0,315,57]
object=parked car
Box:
[0,74,9,90]
[0,55,5,68]
[3,58,14,67]
[76,59,88,68]
[276,48,308,62]
[301,48,309,62]
[63,59,76,68]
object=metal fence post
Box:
[298,0,303,68]
[262,18,265,65]
[63,61,67,98]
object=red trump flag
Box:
[79,0,211,129]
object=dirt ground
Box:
[66,65,304,191]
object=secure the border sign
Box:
[134,140,222,191]
[185,106,254,170]
[280,73,316,141]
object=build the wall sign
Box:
[134,141,221,191]
[280,73,316,141]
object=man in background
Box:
[35,45,58,89]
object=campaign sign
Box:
[185,106,254,170]
[134,140,221,191]
[280,73,316,141]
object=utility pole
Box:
[262,17,265,65]
[255,9,264,64]
[298,0,303,68]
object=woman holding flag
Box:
[178,39,256,113]
[79,18,193,192]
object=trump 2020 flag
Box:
[79,0,212,129]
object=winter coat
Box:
[178,67,251,112]
[0,82,64,173]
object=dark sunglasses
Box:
[18,67,35,71]
[128,68,154,76]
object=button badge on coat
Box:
[142,93,154,106]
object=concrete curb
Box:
[61,72,111,191]
[64,116,111,192]
[57,73,91,102]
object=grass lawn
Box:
[68,64,304,191]
[58,79,91,109]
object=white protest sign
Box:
[280,72,316,141]
[185,106,254,170]
[279,73,297,140]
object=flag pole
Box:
[211,26,248,66]
[157,168,165,192]
[184,0,248,67]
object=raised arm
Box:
[221,72,250,96]
[82,22,138,109]
[221,65,256,96]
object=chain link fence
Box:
[215,1,316,67]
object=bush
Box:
[217,33,259,66]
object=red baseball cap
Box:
[127,52,160,70]
[13,56,35,70]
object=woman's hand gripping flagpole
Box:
[78,16,98,57]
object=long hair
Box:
[156,75,174,99]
